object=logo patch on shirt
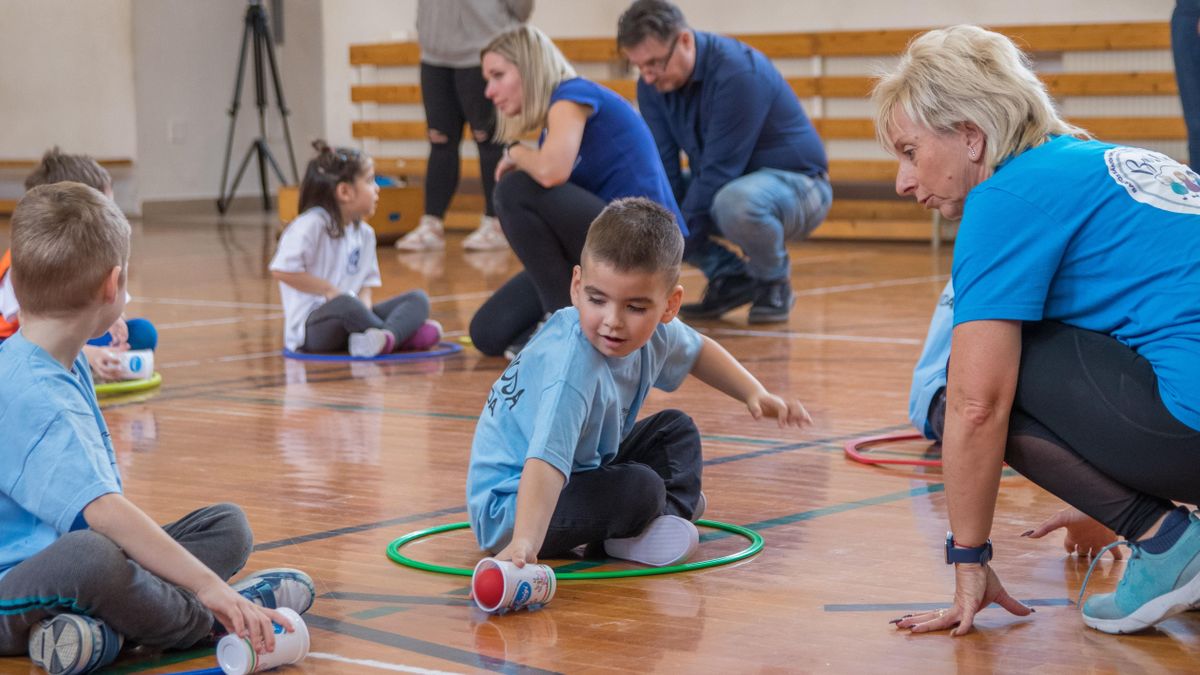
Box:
[347,247,361,274]
[1106,146,1200,214]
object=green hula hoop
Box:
[94,372,163,397]
[385,519,763,579]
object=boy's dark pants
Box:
[0,502,252,654]
[538,409,704,557]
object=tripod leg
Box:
[217,15,255,214]
[259,16,300,184]
[255,140,271,211]
[224,142,260,212]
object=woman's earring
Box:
[968,148,977,160]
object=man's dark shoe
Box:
[748,279,794,324]
[679,273,755,320]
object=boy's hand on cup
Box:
[494,538,538,568]
[198,581,294,655]
[107,317,129,349]
[747,392,814,429]
[82,345,127,382]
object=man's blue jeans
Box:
[687,168,832,283]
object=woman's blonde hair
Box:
[483,25,577,143]
[872,25,1087,167]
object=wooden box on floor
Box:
[276,185,423,244]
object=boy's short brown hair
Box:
[24,147,112,193]
[582,197,684,287]
[11,183,131,315]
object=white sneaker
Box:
[604,515,699,567]
[348,328,395,357]
[394,215,445,251]
[462,215,508,251]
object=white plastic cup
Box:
[118,349,154,380]
[471,557,557,614]
[216,607,309,674]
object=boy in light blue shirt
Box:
[0,184,313,675]
[908,281,953,440]
[468,197,812,568]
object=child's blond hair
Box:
[10,183,130,315]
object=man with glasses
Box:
[617,0,831,323]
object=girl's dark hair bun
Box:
[311,139,332,154]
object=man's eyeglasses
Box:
[638,33,680,75]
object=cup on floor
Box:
[118,349,154,381]
[472,557,556,614]
[216,607,309,674]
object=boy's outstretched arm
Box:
[689,336,814,428]
[494,458,565,568]
[84,494,293,654]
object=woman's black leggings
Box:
[932,322,1200,539]
[420,63,502,218]
[469,171,607,355]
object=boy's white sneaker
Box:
[232,567,316,616]
[604,515,699,567]
[462,215,508,251]
[394,215,445,251]
[348,328,395,357]
[28,614,123,675]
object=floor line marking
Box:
[156,313,283,330]
[136,297,282,310]
[308,651,466,675]
[680,251,877,278]
[703,327,921,345]
[794,274,949,298]
[303,614,563,675]
[158,351,282,369]
[823,598,1073,612]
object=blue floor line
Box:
[825,598,1074,612]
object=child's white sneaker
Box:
[604,515,699,567]
[28,614,123,675]
[232,567,316,616]
[394,215,445,251]
[462,215,508,251]
[348,328,395,357]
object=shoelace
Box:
[1077,539,1137,608]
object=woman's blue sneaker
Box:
[232,568,315,615]
[1080,511,1200,634]
[28,614,122,675]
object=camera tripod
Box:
[216,0,299,214]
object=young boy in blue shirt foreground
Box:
[468,197,812,568]
[0,183,314,675]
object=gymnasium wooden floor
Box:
[2,210,1199,674]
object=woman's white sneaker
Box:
[394,215,445,251]
[462,215,508,251]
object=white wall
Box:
[131,0,325,204]
[0,0,138,160]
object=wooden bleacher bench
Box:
[344,21,1176,243]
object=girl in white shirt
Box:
[270,141,441,356]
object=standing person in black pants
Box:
[395,0,533,252]
[468,25,687,357]
[1173,0,1200,170]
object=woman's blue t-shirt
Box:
[545,78,688,235]
[953,135,1200,430]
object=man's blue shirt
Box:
[636,31,827,246]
